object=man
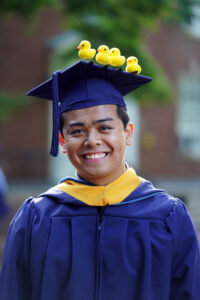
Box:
[0,61,199,300]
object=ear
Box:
[59,132,67,154]
[125,122,134,146]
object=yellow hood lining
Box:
[56,168,142,206]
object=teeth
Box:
[85,153,106,159]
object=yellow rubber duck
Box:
[125,56,141,74]
[95,45,110,65]
[108,48,125,67]
[77,40,96,60]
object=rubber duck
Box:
[95,45,110,65]
[125,56,141,74]
[108,48,125,67]
[77,40,96,60]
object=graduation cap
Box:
[27,61,152,157]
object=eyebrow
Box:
[93,117,114,124]
[68,118,114,127]
[68,122,85,127]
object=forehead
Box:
[62,104,119,123]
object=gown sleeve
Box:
[0,197,35,300]
[165,199,200,300]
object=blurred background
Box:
[0,0,200,263]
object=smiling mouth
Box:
[83,152,108,160]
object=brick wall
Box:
[141,24,200,177]
[0,9,65,180]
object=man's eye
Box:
[70,129,84,135]
[100,126,112,131]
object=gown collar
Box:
[56,168,142,206]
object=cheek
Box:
[110,133,127,153]
[66,149,81,168]
[65,141,79,159]
[117,143,126,156]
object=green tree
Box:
[0,0,200,103]
[66,0,200,101]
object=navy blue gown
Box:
[0,177,199,300]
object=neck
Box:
[77,165,128,186]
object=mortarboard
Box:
[27,61,152,157]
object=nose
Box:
[83,129,101,148]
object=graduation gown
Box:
[0,168,200,300]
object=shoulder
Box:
[152,190,184,217]
[164,197,195,239]
[11,185,62,223]
[26,186,64,218]
[145,183,188,223]
[122,178,184,221]
[19,184,92,221]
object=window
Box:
[177,71,200,160]
[184,5,200,39]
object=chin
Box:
[81,168,116,184]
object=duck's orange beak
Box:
[97,49,102,52]
[77,46,81,49]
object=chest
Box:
[29,210,172,300]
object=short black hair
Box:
[59,105,130,136]
[116,105,130,129]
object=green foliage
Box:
[64,0,200,102]
[1,0,200,103]
[0,92,28,122]
[175,0,200,23]
[0,0,59,20]
[65,1,174,101]
[1,0,197,24]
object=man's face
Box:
[61,104,133,185]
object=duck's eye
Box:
[82,44,84,47]
[112,50,114,53]
[104,48,106,51]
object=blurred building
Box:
[143,24,200,229]
[0,9,64,181]
[0,10,200,231]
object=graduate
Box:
[0,60,200,300]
